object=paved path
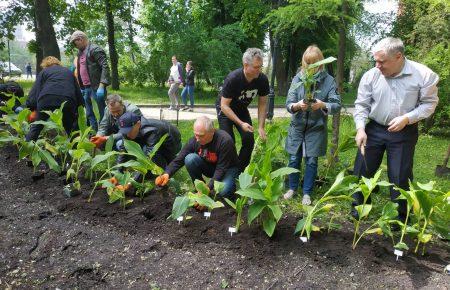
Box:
[140,105,355,121]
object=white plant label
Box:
[228,227,237,236]
[444,264,450,274]
[300,236,308,243]
[177,216,183,224]
[204,212,211,219]
[394,249,403,261]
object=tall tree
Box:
[34,0,60,62]
[105,0,120,89]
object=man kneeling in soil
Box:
[90,94,142,149]
[155,116,240,199]
[117,112,181,181]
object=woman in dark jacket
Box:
[284,45,341,205]
[26,56,84,141]
[180,61,195,111]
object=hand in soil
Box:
[90,136,108,148]
[155,173,169,186]
[193,202,207,212]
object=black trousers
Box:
[352,121,418,219]
[26,104,76,142]
[217,108,254,172]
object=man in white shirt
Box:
[167,55,184,110]
[352,37,439,221]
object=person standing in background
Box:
[167,55,184,110]
[180,61,195,112]
[25,62,32,79]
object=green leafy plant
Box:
[224,172,251,233]
[105,171,134,209]
[351,169,392,248]
[169,179,224,221]
[295,171,357,240]
[352,202,398,249]
[66,148,92,192]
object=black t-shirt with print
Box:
[216,68,270,116]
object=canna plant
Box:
[104,171,134,209]
[351,169,392,248]
[395,181,449,255]
[224,172,252,233]
[295,171,357,240]
[169,179,225,221]
[119,136,168,199]
[65,148,92,194]
[352,202,399,249]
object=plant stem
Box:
[398,206,410,247]
[414,220,427,253]
[352,220,360,249]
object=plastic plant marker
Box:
[300,236,308,243]
[229,226,237,236]
[177,216,184,224]
[394,249,403,261]
[445,264,450,274]
[204,212,211,219]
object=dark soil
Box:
[0,145,449,289]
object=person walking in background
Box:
[284,45,341,205]
[180,61,195,112]
[70,30,110,131]
[352,37,439,221]
[25,62,32,79]
[25,56,84,142]
[167,55,184,110]
[216,48,269,172]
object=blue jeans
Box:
[83,87,106,132]
[287,149,318,196]
[184,153,239,199]
[181,85,194,107]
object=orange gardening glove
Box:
[27,110,37,123]
[116,184,131,192]
[155,173,169,186]
[109,177,118,186]
[90,136,108,148]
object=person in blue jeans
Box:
[284,45,341,205]
[180,61,195,111]
[155,116,240,199]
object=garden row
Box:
[0,95,448,262]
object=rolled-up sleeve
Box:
[353,72,373,130]
[405,71,439,124]
[325,79,341,115]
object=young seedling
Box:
[65,148,92,196]
[224,172,251,233]
[295,171,357,241]
[104,171,134,209]
[351,169,392,249]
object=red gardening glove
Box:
[90,135,108,148]
[27,110,37,123]
[155,173,169,186]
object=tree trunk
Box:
[34,0,60,62]
[330,0,348,163]
[274,44,287,95]
[105,0,120,90]
[33,14,44,74]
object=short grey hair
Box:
[106,94,123,105]
[194,116,214,132]
[242,48,263,65]
[371,37,404,56]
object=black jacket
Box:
[134,117,181,155]
[26,65,83,110]
[185,69,195,86]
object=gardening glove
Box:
[115,183,131,192]
[27,110,37,123]
[155,173,169,186]
[109,176,118,186]
[96,87,105,98]
[90,135,108,148]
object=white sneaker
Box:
[302,195,311,205]
[283,189,295,200]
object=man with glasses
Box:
[216,48,269,172]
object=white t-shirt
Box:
[170,64,181,83]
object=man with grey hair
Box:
[70,30,110,131]
[352,37,439,221]
[155,116,240,199]
[216,47,270,172]
[90,94,141,148]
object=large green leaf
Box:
[381,202,398,220]
[147,134,168,159]
[268,204,282,221]
[77,105,88,133]
[236,187,266,200]
[416,181,435,191]
[90,151,118,169]
[308,56,337,69]
[238,172,253,189]
[39,149,60,173]
[248,201,266,224]
[169,195,190,219]
[269,167,299,179]
[415,191,433,219]
[294,217,307,234]
[194,179,210,195]
[105,135,114,152]
[355,204,372,219]
[224,198,236,210]
[263,217,276,237]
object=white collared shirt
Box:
[354,59,439,129]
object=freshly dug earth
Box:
[0,145,449,289]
